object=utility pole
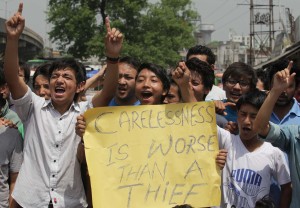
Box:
[5,0,7,19]
[250,0,254,66]
[240,0,276,66]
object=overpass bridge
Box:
[0,17,44,62]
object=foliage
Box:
[47,0,198,67]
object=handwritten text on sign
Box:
[84,102,221,208]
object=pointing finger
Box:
[287,61,293,71]
[18,3,23,15]
[224,102,236,107]
[105,16,111,33]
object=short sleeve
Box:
[273,148,291,185]
[9,130,23,173]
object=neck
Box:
[273,101,294,120]
[52,101,72,115]
[115,96,138,106]
[241,135,263,152]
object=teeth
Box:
[231,92,241,96]
[243,128,251,131]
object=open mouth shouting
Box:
[117,85,127,94]
[241,126,252,133]
[54,86,66,97]
[229,91,242,101]
[139,90,153,104]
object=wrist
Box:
[106,56,120,64]
[269,88,282,97]
[6,36,19,42]
[105,52,120,59]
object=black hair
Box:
[138,63,170,100]
[172,204,193,208]
[185,57,215,91]
[119,56,141,71]
[256,68,270,91]
[49,58,86,101]
[32,62,52,88]
[186,45,216,65]
[268,59,298,87]
[222,62,257,91]
[255,195,276,208]
[0,62,30,85]
[49,58,86,84]
[236,89,267,111]
[0,65,6,86]
[0,93,6,109]
[19,61,30,84]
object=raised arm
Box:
[92,17,123,107]
[84,66,106,92]
[4,3,28,100]
[253,61,295,136]
[172,61,197,103]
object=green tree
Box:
[136,0,197,66]
[47,0,198,67]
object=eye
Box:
[136,77,144,82]
[63,74,73,80]
[239,81,250,87]
[191,80,200,86]
[50,74,58,79]
[34,85,41,90]
[239,111,246,117]
[125,75,134,80]
[227,80,237,85]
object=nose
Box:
[233,82,242,89]
[39,86,47,96]
[55,74,64,83]
[118,76,126,84]
[244,115,251,124]
[142,79,151,88]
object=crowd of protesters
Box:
[1,2,300,208]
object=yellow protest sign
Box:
[84,101,221,208]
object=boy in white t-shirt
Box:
[170,60,292,207]
[217,90,291,208]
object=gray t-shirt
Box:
[0,126,23,208]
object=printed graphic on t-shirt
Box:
[225,168,266,208]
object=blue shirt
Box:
[270,98,300,125]
[109,97,141,106]
[262,123,300,208]
[221,99,237,123]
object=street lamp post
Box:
[5,0,7,19]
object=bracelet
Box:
[106,56,119,64]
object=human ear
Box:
[76,81,86,93]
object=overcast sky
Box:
[1,0,300,47]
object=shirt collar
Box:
[42,99,81,112]
[289,98,300,116]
